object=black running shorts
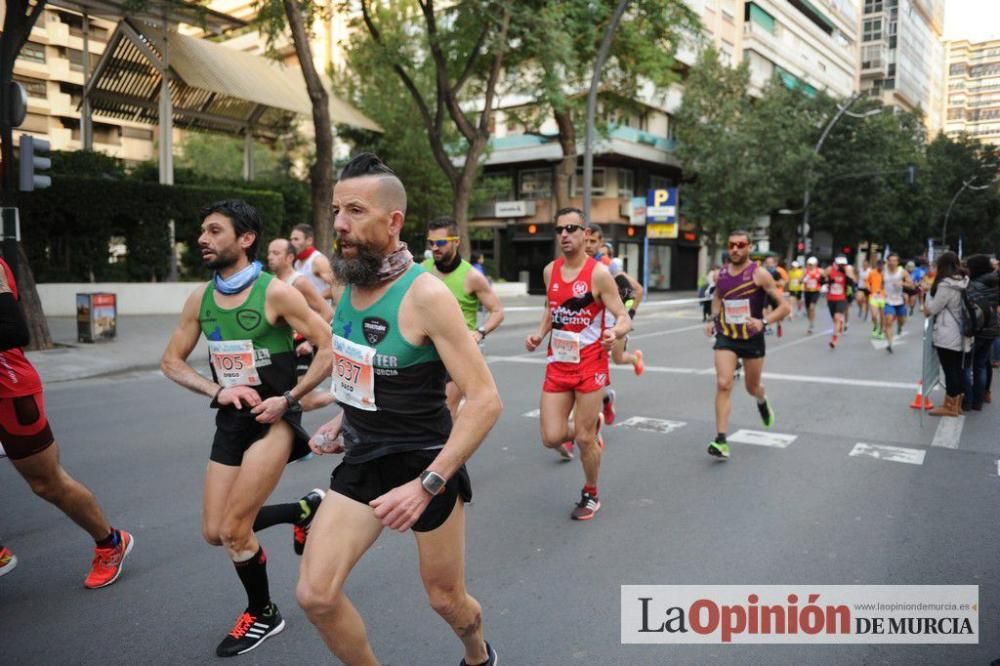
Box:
[0,392,55,460]
[713,334,766,359]
[329,449,472,532]
[210,407,311,467]
[827,300,849,317]
[804,291,821,307]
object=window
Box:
[882,78,895,90]
[863,19,882,42]
[863,0,883,14]
[59,82,83,106]
[571,168,606,197]
[518,169,552,200]
[617,169,634,199]
[122,127,154,141]
[13,76,46,99]
[19,42,45,64]
[745,2,777,33]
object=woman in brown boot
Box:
[924,252,972,417]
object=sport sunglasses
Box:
[728,240,750,249]
[427,237,460,248]
[555,224,584,235]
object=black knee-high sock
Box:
[234,547,270,613]
[252,502,303,532]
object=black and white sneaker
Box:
[216,604,285,657]
[293,488,326,556]
[460,641,498,666]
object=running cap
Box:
[835,256,848,265]
[807,256,818,265]
[791,260,800,267]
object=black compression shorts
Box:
[210,407,311,467]
[329,449,472,532]
[713,334,766,359]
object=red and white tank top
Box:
[0,259,43,397]
[547,257,606,367]
[827,266,847,301]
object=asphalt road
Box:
[2,302,999,665]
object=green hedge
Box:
[16,177,287,282]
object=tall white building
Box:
[944,38,1000,146]
[860,0,945,134]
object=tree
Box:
[924,133,1000,254]
[255,0,336,254]
[175,131,285,182]
[508,0,700,210]
[674,48,771,261]
[356,0,512,257]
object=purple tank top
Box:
[715,261,766,339]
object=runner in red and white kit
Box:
[0,258,134,588]
[525,208,631,521]
[825,256,856,349]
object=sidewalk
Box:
[26,290,701,383]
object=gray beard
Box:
[332,243,383,286]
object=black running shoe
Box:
[293,488,325,556]
[757,399,774,428]
[460,641,498,666]
[216,604,285,657]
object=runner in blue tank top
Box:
[703,230,790,460]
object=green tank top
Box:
[199,272,296,399]
[422,258,479,330]
[333,263,450,462]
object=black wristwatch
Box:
[476,327,488,340]
[283,390,302,412]
[420,470,447,496]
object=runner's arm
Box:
[593,264,631,340]
[161,286,220,398]
[312,253,336,299]
[530,263,554,343]
[755,268,791,324]
[295,277,333,322]
[622,271,644,310]
[420,277,502,478]
[268,281,333,401]
[467,269,504,336]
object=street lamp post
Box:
[941,173,998,250]
[796,95,884,261]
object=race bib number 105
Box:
[332,335,377,411]
[208,340,261,388]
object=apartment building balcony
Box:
[861,45,889,79]
[479,126,676,169]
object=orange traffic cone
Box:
[909,380,933,410]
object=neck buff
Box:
[214,260,262,295]
[377,243,414,283]
[296,246,316,262]
[434,251,462,274]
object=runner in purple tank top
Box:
[703,231,790,459]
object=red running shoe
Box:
[84,530,134,589]
[633,350,645,376]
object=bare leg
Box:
[572,390,604,487]
[12,443,112,541]
[297,492,384,666]
[743,357,766,402]
[415,501,489,665]
[713,350,738,434]
[884,314,896,347]
[539,391,575,449]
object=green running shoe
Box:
[757,399,774,428]
[707,440,730,459]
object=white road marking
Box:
[522,408,540,418]
[615,416,687,435]
[488,356,917,390]
[930,414,964,449]
[849,443,926,465]
[728,429,797,448]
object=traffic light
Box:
[19,135,51,191]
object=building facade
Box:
[5,6,157,164]
[944,38,1000,146]
[859,0,946,134]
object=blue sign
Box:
[646,188,678,223]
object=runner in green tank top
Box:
[296,153,502,666]
[161,200,333,658]
[422,216,504,419]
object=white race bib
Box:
[550,329,582,364]
[331,335,377,411]
[208,340,261,388]
[830,282,845,296]
[805,278,819,290]
[723,298,751,324]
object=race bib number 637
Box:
[332,335,377,411]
